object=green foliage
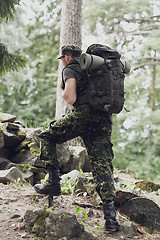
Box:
[0,1,61,126]
[76,206,88,219]
[0,1,26,77]
[79,169,83,175]
[61,178,77,195]
[41,173,49,184]
[80,221,88,230]
[0,43,26,76]
[0,0,160,182]
[0,0,20,22]
[76,206,82,215]
[112,72,160,181]
[18,164,29,172]
[94,225,104,231]
[83,0,152,36]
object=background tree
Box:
[0,0,160,181]
[56,0,82,119]
[0,0,61,126]
[82,0,160,181]
[23,0,61,126]
[0,0,26,76]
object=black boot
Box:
[34,168,61,196]
[103,201,121,232]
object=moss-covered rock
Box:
[134,180,160,192]
[18,164,29,172]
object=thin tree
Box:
[56,0,82,119]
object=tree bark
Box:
[147,51,156,152]
[55,0,82,119]
[55,0,83,148]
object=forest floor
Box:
[0,182,160,240]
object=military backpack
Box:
[79,44,130,114]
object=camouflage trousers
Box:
[39,105,116,203]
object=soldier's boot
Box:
[103,201,121,232]
[34,168,61,196]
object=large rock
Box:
[134,180,160,192]
[75,172,96,196]
[24,209,93,240]
[0,167,22,183]
[0,112,16,123]
[11,149,36,165]
[61,169,80,184]
[61,146,88,173]
[56,142,71,170]
[0,129,4,148]
[120,197,160,231]
[26,128,42,146]
[0,156,11,170]
[3,130,23,150]
[0,147,9,159]
[114,190,138,207]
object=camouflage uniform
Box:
[39,104,116,203]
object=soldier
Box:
[34,44,121,232]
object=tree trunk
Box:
[55,0,82,119]
[55,0,83,148]
[147,51,156,153]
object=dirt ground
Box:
[0,182,160,240]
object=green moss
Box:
[134,180,160,193]
[17,129,25,135]
[22,140,31,147]
[27,142,40,156]
[19,164,29,172]
[34,211,49,226]
[20,149,26,154]
[30,147,40,156]
[28,142,34,148]
[32,211,49,237]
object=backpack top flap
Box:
[86,44,121,59]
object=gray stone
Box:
[57,142,71,170]
[0,156,11,170]
[69,146,87,170]
[114,190,138,207]
[0,167,22,183]
[0,130,4,148]
[19,168,34,185]
[61,146,88,173]
[24,209,93,240]
[3,130,23,149]
[75,172,96,196]
[0,112,16,123]
[24,209,45,228]
[120,197,160,231]
[61,170,80,184]
[45,210,84,239]
[122,220,137,238]
[11,149,36,165]
[26,127,42,146]
[0,147,9,158]
[33,155,46,168]
[6,122,20,131]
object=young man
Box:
[34,44,121,232]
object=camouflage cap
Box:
[57,44,82,59]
